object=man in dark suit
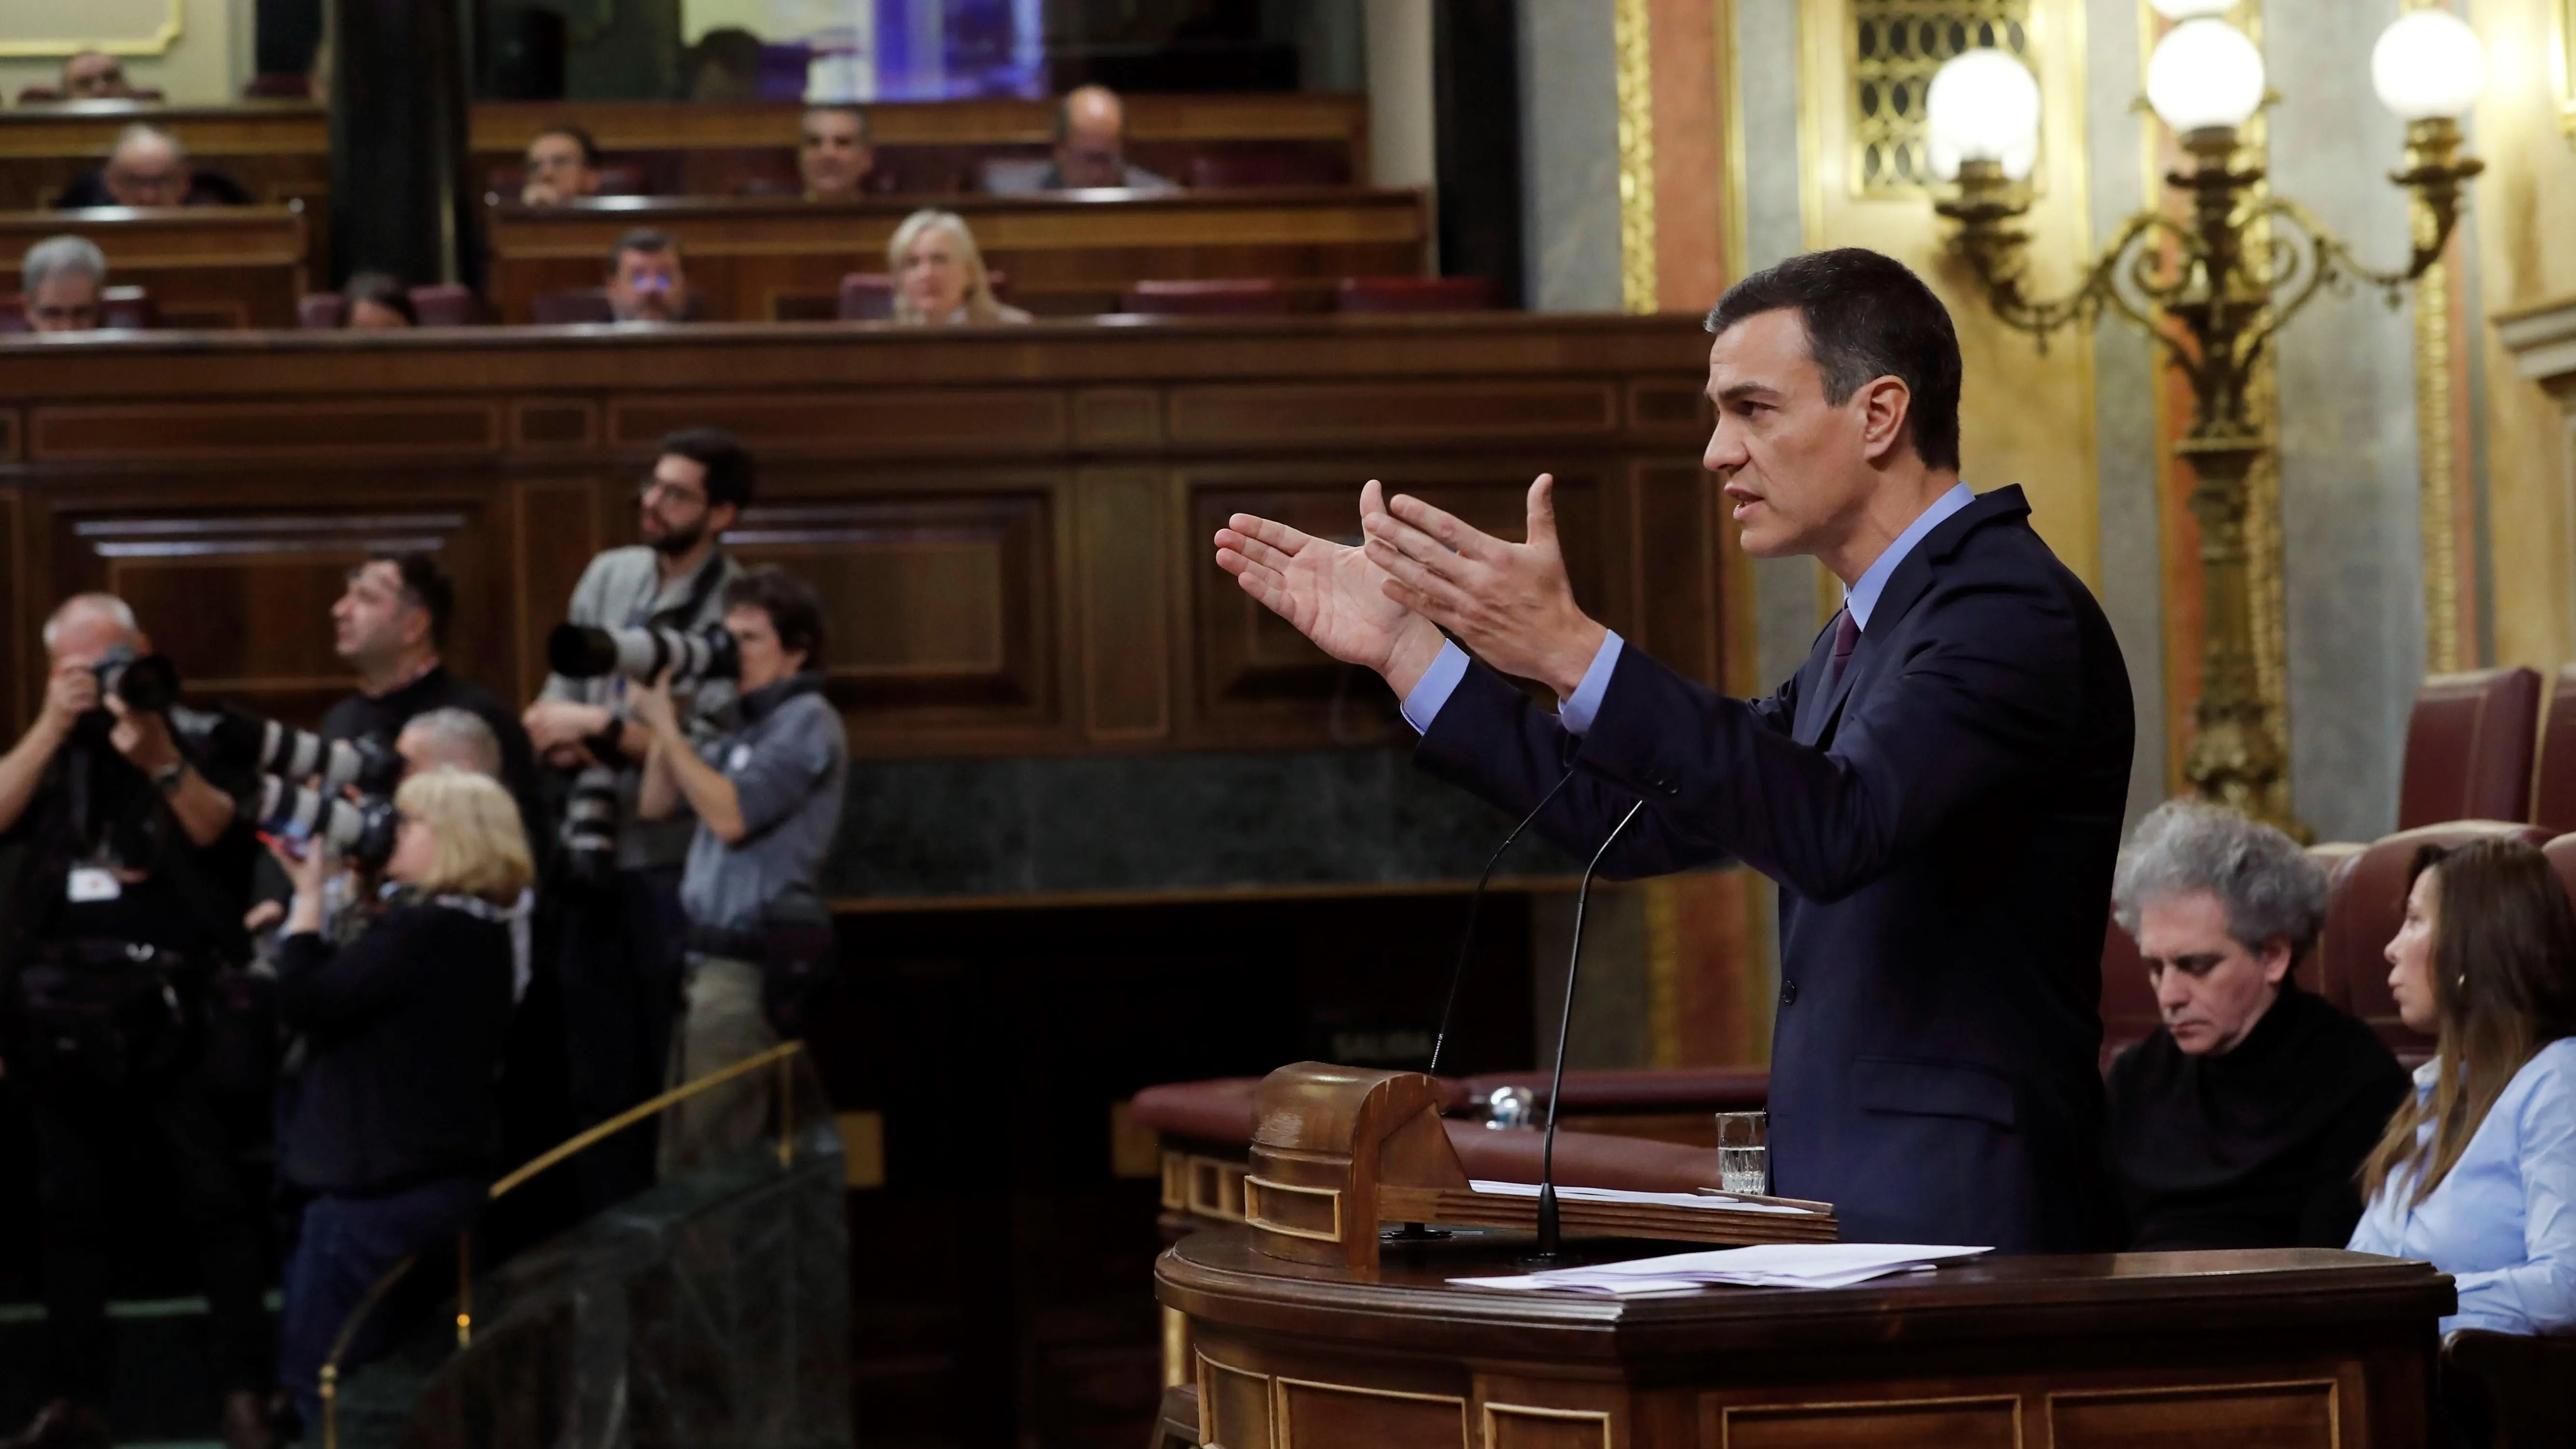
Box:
[1212,248,2133,1250]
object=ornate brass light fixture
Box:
[1922,2,2486,826]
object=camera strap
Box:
[633,548,729,632]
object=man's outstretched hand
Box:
[1213,481,1449,696]
[1363,473,1607,699]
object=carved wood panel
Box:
[722,491,1058,735]
[55,502,494,725]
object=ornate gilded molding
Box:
[1847,0,2036,196]
[2415,251,2463,672]
[1613,0,1661,314]
[0,0,185,58]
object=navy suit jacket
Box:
[1416,485,2133,1250]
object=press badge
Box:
[66,867,121,903]
[728,743,753,772]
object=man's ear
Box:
[2259,937,2297,986]
[1855,374,1915,466]
[710,500,740,536]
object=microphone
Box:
[1425,767,1579,1077]
[1528,797,1648,1266]
[1388,766,1579,1250]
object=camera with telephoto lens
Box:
[90,644,180,714]
[171,706,402,795]
[556,764,621,887]
[546,621,739,684]
[250,775,399,871]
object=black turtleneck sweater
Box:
[2104,983,2409,1250]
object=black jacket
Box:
[277,900,513,1195]
[2105,983,2409,1250]
[1418,486,2135,1249]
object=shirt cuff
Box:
[1399,642,1471,735]
[1556,632,1625,735]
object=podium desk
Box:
[1157,1228,2451,1449]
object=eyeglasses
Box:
[638,479,706,506]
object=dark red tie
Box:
[1827,608,1860,691]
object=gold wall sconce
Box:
[1922,2,2485,828]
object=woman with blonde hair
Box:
[266,768,532,1431]
[887,207,1030,325]
[2349,837,2576,1337]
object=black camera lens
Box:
[92,645,179,713]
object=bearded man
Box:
[523,427,750,1212]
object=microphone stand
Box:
[1387,766,1577,1248]
[1527,798,1648,1268]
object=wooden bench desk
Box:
[0,95,1370,215]
[481,187,1431,321]
[0,205,309,328]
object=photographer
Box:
[522,427,749,1210]
[327,550,541,846]
[0,594,271,1449]
[635,566,844,1174]
[267,768,527,1433]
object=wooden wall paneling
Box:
[1075,468,1170,742]
[481,190,1429,322]
[513,476,605,704]
[721,481,1066,748]
[1712,1395,2022,1449]
[29,397,499,463]
[1629,461,1723,688]
[607,387,1068,461]
[1179,462,1615,745]
[0,207,309,330]
[52,490,499,726]
[510,397,599,453]
[1165,378,1620,451]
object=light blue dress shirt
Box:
[1398,482,1979,736]
[2346,1037,2576,1336]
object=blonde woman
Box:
[267,768,533,1431]
[888,208,1030,325]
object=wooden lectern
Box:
[1243,1063,1834,1274]
[1157,1065,2455,1449]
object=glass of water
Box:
[1716,1111,1768,1197]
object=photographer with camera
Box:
[0,594,272,1449]
[522,427,749,1210]
[266,767,528,1433]
[635,565,844,1174]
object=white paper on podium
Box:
[1448,1242,1993,1296]
[1465,1179,1818,1215]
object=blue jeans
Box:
[276,1177,487,1432]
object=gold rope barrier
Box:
[319,1040,810,1449]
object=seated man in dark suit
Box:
[1215,248,2135,1249]
[2105,799,2407,1250]
[53,124,250,209]
[983,85,1177,193]
[799,104,876,199]
[520,124,604,206]
[606,228,693,323]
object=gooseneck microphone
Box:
[1529,797,1648,1266]
[1425,767,1579,1078]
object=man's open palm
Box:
[1213,483,1443,693]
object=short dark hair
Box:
[724,564,825,664]
[608,226,679,275]
[341,270,417,325]
[531,123,601,168]
[365,549,454,648]
[1703,248,1963,472]
[803,103,870,141]
[659,426,756,510]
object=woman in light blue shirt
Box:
[2348,837,2576,1336]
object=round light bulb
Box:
[2370,9,2485,122]
[2145,18,2268,135]
[1925,48,2042,182]
[2147,0,2234,17]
